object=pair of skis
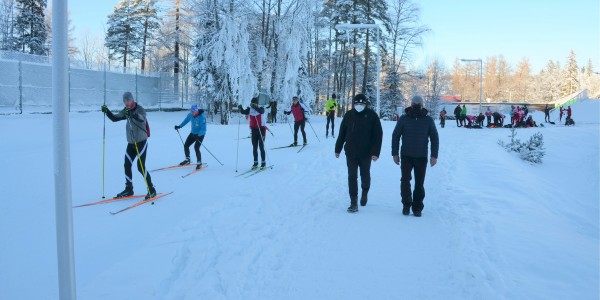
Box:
[271,144,307,153]
[235,165,274,178]
[150,163,208,178]
[74,192,174,215]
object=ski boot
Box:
[260,161,266,169]
[179,157,191,166]
[251,161,259,169]
[196,161,203,170]
[116,185,133,198]
[145,186,157,200]
[290,142,298,147]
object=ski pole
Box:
[306,119,321,142]
[102,108,106,199]
[127,115,151,196]
[201,143,224,166]
[175,128,185,146]
[287,115,293,135]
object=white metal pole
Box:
[479,60,482,113]
[52,0,77,299]
[376,27,381,116]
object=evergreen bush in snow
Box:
[498,128,545,163]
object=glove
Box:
[101,105,108,113]
[174,125,181,130]
[123,108,130,116]
[238,104,243,110]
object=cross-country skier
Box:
[325,93,338,138]
[175,105,207,170]
[238,97,267,169]
[284,96,311,146]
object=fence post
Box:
[158,72,162,112]
[68,65,71,112]
[18,59,22,114]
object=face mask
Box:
[354,104,365,112]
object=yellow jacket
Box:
[325,98,337,112]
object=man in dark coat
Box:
[391,95,439,217]
[335,94,383,213]
[453,104,462,127]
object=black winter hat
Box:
[123,91,134,101]
[251,97,258,104]
[332,93,336,99]
[353,93,368,105]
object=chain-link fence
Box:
[0,51,196,114]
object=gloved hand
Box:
[174,125,181,130]
[101,105,108,113]
[123,108,130,116]
[238,104,243,110]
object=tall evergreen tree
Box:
[562,50,579,96]
[132,0,159,71]
[13,0,47,54]
[105,0,143,68]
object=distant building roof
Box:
[439,95,462,102]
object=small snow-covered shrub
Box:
[498,128,545,163]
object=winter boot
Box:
[196,161,203,170]
[145,186,157,200]
[179,157,191,166]
[260,161,266,169]
[402,206,411,216]
[360,192,368,206]
[413,210,422,217]
[251,161,259,169]
[116,184,134,198]
[347,197,358,213]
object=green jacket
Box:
[325,98,337,112]
[460,106,467,116]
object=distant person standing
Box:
[485,107,492,126]
[335,94,383,213]
[460,104,467,126]
[453,104,462,127]
[439,107,446,128]
[266,100,278,123]
[101,92,157,199]
[559,107,564,122]
[174,105,207,170]
[284,96,310,146]
[325,93,338,138]
[391,95,439,217]
[544,104,551,122]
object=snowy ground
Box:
[1,100,598,299]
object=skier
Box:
[284,96,311,146]
[238,97,267,169]
[325,93,338,138]
[391,95,439,217]
[174,105,207,170]
[453,104,462,127]
[335,94,383,213]
[101,92,156,199]
[439,107,446,128]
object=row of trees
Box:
[0,0,597,122]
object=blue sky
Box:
[66,0,599,73]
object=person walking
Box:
[238,97,267,169]
[391,95,439,217]
[284,96,311,146]
[101,92,157,199]
[439,107,446,128]
[335,94,383,213]
[175,105,207,170]
[453,104,462,127]
[325,93,338,138]
[544,104,551,122]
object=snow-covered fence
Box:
[0,57,189,114]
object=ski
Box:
[150,163,200,172]
[235,167,260,177]
[271,144,297,150]
[297,144,307,153]
[244,165,274,178]
[181,164,208,178]
[73,194,146,208]
[110,192,174,215]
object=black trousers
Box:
[294,120,307,143]
[251,127,266,162]
[326,111,335,134]
[346,156,372,200]
[545,112,550,122]
[271,110,277,123]
[455,115,460,126]
[486,115,491,126]
[400,156,427,212]
[124,140,153,188]
[184,133,204,162]
[440,116,445,128]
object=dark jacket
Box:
[392,106,439,159]
[105,103,148,144]
[335,107,383,158]
[453,105,461,116]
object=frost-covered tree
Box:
[562,50,579,96]
[0,0,15,50]
[512,58,532,102]
[105,0,143,68]
[423,58,447,115]
[12,0,47,54]
[132,0,159,71]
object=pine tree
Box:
[12,0,47,55]
[105,0,144,68]
[132,0,159,71]
[562,50,579,96]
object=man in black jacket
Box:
[335,94,383,213]
[391,95,439,217]
[453,104,462,127]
